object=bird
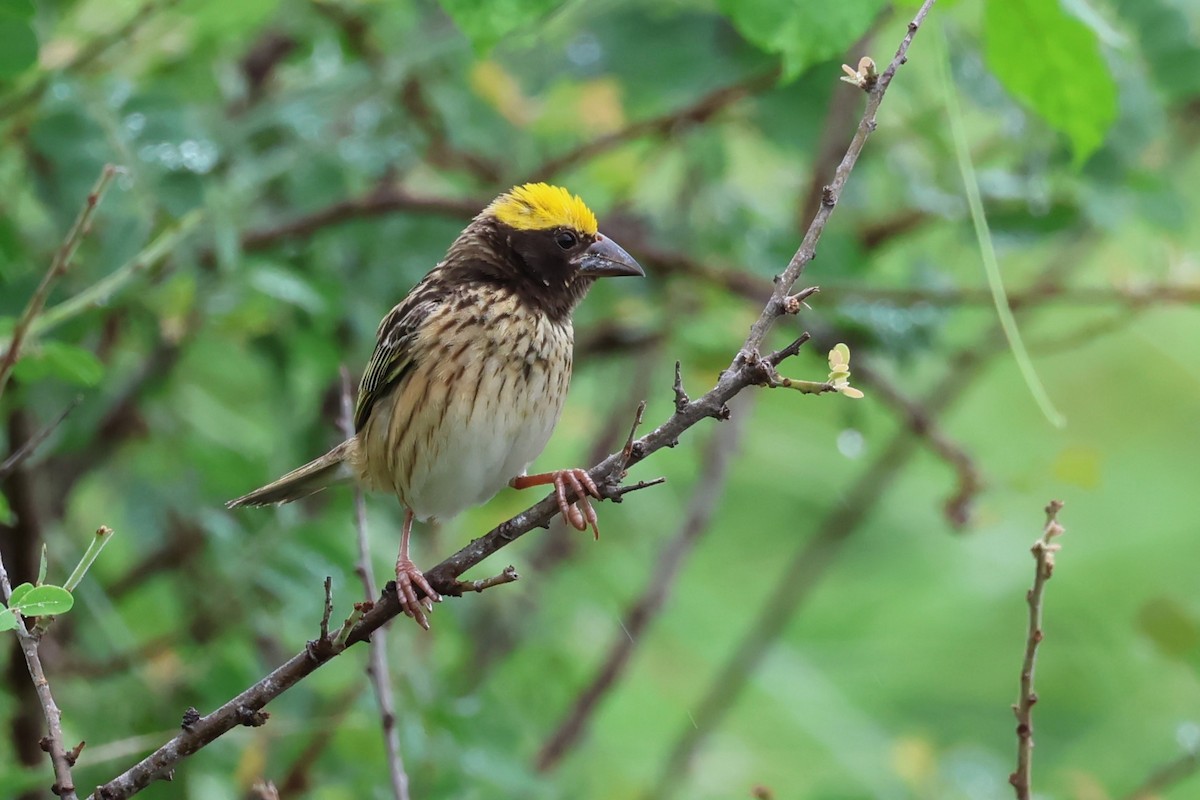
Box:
[227,183,645,629]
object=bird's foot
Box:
[511,468,603,539]
[395,557,440,631]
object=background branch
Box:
[535,397,752,772]
[338,368,410,800]
[0,165,118,401]
[1010,500,1066,800]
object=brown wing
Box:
[354,293,442,432]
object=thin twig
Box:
[536,398,753,772]
[20,209,205,344]
[275,682,365,795]
[0,165,119,401]
[742,1,935,355]
[797,23,883,230]
[529,70,779,182]
[238,187,479,253]
[0,396,81,480]
[0,549,81,800]
[1120,747,1200,800]
[851,357,983,528]
[337,367,410,800]
[1010,500,1067,800]
[451,565,520,595]
[400,76,504,183]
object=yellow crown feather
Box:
[485,183,598,235]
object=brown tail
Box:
[226,439,356,508]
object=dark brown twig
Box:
[536,398,752,772]
[1010,500,1066,799]
[0,165,119,401]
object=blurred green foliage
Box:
[2,0,1200,798]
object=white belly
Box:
[405,346,566,520]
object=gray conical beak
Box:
[575,233,645,278]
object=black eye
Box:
[555,230,578,250]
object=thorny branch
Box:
[1010,500,1067,800]
[0,549,81,800]
[90,5,934,796]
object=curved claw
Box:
[512,468,604,539]
[395,558,440,631]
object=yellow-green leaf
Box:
[984,0,1118,163]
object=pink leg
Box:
[396,507,440,630]
[510,469,602,539]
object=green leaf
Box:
[249,265,327,315]
[984,0,1118,163]
[437,0,568,52]
[10,585,74,617]
[1113,0,1200,102]
[37,545,47,586]
[718,0,887,81]
[12,341,105,387]
[8,583,34,608]
[0,608,17,631]
[0,3,38,80]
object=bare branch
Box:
[0,396,81,480]
[276,683,363,795]
[1010,500,1067,800]
[0,549,80,799]
[0,165,119,401]
[852,358,983,528]
[530,71,779,182]
[742,1,935,356]
[238,186,480,253]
